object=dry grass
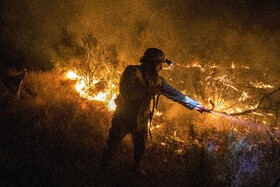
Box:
[0,70,280,186]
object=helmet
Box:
[140,48,165,63]
[140,48,173,66]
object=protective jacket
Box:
[114,65,198,130]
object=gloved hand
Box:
[195,104,210,113]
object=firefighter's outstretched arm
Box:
[158,77,210,113]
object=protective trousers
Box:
[100,112,148,172]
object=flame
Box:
[235,107,243,112]
[66,71,78,79]
[210,64,219,68]
[250,81,274,89]
[252,112,263,116]
[76,80,87,92]
[108,94,117,111]
[155,111,163,116]
[66,70,118,111]
[239,91,249,101]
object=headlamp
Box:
[164,59,173,66]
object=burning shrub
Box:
[9,70,112,139]
[51,29,121,110]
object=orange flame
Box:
[66,70,117,111]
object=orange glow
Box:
[250,81,274,89]
[66,70,118,111]
[66,71,78,79]
[252,112,263,116]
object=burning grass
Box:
[0,70,280,186]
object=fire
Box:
[93,92,107,102]
[250,81,274,89]
[65,70,118,111]
[76,81,86,93]
[239,91,249,101]
[66,71,78,79]
[108,94,117,110]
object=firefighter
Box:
[100,48,208,177]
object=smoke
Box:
[1,0,279,76]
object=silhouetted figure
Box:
[100,48,208,177]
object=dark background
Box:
[1,0,279,73]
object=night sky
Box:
[1,0,279,74]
